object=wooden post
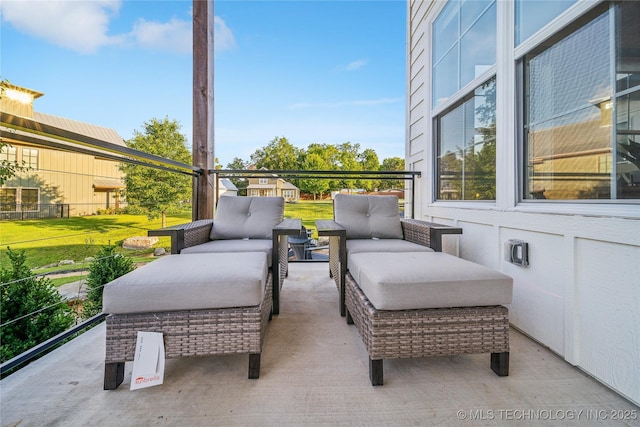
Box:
[192,0,215,220]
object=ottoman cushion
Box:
[103,252,268,314]
[180,239,273,266]
[348,252,512,310]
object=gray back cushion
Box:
[211,196,284,240]
[334,194,403,239]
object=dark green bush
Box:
[0,248,75,363]
[83,245,134,318]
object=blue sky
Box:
[1,0,407,166]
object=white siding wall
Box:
[408,0,640,405]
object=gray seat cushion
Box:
[181,239,273,266]
[346,239,433,260]
[348,252,513,311]
[334,194,403,239]
[103,252,268,314]
[210,196,284,240]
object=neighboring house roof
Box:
[93,178,125,190]
[33,112,125,147]
[281,182,298,190]
[219,178,238,191]
[247,183,277,189]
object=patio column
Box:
[192,0,215,220]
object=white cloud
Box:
[214,16,236,52]
[334,59,368,72]
[345,59,367,71]
[130,15,235,55]
[1,1,235,55]
[289,98,402,109]
[131,17,191,54]
[0,0,123,54]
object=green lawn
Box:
[284,200,333,237]
[0,212,191,270]
[0,201,334,271]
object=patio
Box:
[1,262,637,426]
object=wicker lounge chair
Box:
[317,195,512,386]
[148,196,301,315]
[316,194,463,316]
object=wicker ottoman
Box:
[102,252,272,390]
[345,252,513,386]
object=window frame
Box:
[22,147,38,170]
[517,2,639,204]
[434,76,497,202]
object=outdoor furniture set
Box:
[101,194,513,389]
[102,196,300,390]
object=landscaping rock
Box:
[153,247,167,256]
[122,236,159,249]
[83,257,96,263]
[58,260,75,266]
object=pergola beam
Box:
[192,0,215,220]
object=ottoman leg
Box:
[104,362,125,390]
[491,352,509,376]
[249,353,261,379]
[346,310,354,325]
[369,358,383,386]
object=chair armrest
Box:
[273,218,303,236]
[316,219,348,315]
[401,218,462,252]
[271,218,301,315]
[315,219,346,237]
[148,219,214,254]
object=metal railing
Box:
[1,110,419,374]
[0,203,70,220]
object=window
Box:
[22,148,38,169]
[21,188,39,211]
[0,188,39,211]
[515,0,576,45]
[522,3,640,200]
[436,77,496,201]
[1,145,17,162]
[259,178,268,185]
[0,188,17,211]
[433,0,496,108]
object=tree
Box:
[0,248,74,363]
[250,136,301,171]
[83,245,134,318]
[358,148,380,191]
[336,142,362,191]
[121,117,191,226]
[299,153,330,199]
[379,157,405,190]
[226,157,249,196]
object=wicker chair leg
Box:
[339,284,346,317]
[104,362,125,390]
[346,310,354,325]
[369,358,383,386]
[491,352,509,376]
[248,353,261,379]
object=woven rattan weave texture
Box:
[105,273,272,363]
[345,272,509,360]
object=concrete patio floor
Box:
[1,262,638,426]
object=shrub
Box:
[0,248,75,363]
[83,245,134,318]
